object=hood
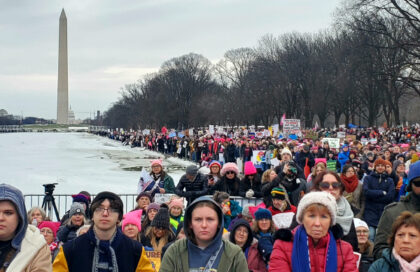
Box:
[0,184,27,250]
[229,219,253,250]
[184,196,224,246]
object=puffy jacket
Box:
[373,192,420,259]
[56,224,83,243]
[247,242,268,272]
[175,172,208,205]
[269,227,358,272]
[239,175,263,198]
[369,249,400,272]
[363,172,395,227]
[208,176,241,196]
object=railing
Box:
[24,193,263,221]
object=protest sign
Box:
[337,132,346,138]
[283,119,301,136]
[322,138,340,149]
[154,194,177,204]
[209,125,215,134]
[272,212,295,229]
[137,169,154,194]
[251,150,266,165]
[145,250,161,272]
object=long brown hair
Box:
[145,226,174,252]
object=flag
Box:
[280,113,286,126]
[314,121,319,130]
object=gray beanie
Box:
[69,202,85,217]
[393,160,404,172]
[186,165,198,176]
[242,204,253,218]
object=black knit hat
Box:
[90,191,124,220]
[151,207,170,230]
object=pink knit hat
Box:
[38,221,61,237]
[244,161,257,176]
[122,209,142,232]
[169,198,184,210]
[221,162,239,176]
[150,159,163,167]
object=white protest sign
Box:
[137,169,154,194]
[361,138,368,145]
[369,138,378,144]
[209,125,215,134]
[337,132,346,138]
[251,150,266,165]
[272,124,279,136]
[283,119,301,136]
[154,194,178,204]
[322,138,340,149]
[272,212,295,229]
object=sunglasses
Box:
[226,171,236,175]
[319,182,341,190]
[413,179,420,187]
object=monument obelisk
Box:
[57,9,68,124]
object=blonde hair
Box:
[312,163,326,177]
[261,169,275,184]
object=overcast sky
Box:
[0,0,342,120]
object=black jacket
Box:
[239,175,263,198]
[175,173,208,205]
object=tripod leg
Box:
[51,197,61,222]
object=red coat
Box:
[269,231,358,272]
[267,205,297,216]
[247,242,267,272]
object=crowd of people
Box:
[2,126,420,271]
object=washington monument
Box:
[57,9,68,124]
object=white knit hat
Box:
[296,192,337,226]
[353,218,368,230]
[281,148,292,156]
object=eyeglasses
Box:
[346,170,355,173]
[413,179,420,187]
[94,207,119,215]
[40,229,53,235]
[319,182,341,190]
[226,171,235,175]
[356,230,369,234]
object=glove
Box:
[383,191,387,195]
[246,189,254,198]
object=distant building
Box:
[68,106,75,124]
[0,109,8,117]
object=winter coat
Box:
[175,172,209,205]
[7,225,52,272]
[295,151,315,171]
[56,224,83,243]
[52,227,154,272]
[223,199,242,230]
[208,176,241,196]
[160,196,248,272]
[247,242,268,272]
[262,173,307,206]
[146,173,176,197]
[373,192,420,259]
[0,184,52,272]
[343,181,364,218]
[239,175,263,198]
[362,172,395,227]
[369,249,400,272]
[225,144,237,163]
[269,227,358,272]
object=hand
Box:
[222,205,230,214]
[208,178,215,186]
[245,189,254,198]
[159,188,165,194]
[283,164,290,174]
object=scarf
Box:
[88,228,120,272]
[340,174,359,193]
[336,196,354,236]
[49,241,59,253]
[292,226,337,272]
[392,248,420,272]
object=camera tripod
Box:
[42,183,61,221]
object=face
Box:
[170,206,182,217]
[234,225,249,247]
[302,207,331,242]
[190,206,219,247]
[92,199,120,232]
[137,197,150,209]
[269,171,277,181]
[315,166,325,175]
[153,227,165,238]
[396,164,405,174]
[40,227,55,244]
[152,165,162,174]
[31,209,43,224]
[257,218,271,232]
[123,224,139,239]
[0,201,19,241]
[412,178,420,195]
[247,174,254,180]
[282,154,291,162]
[319,173,341,200]
[394,225,420,262]
[375,164,385,174]
[272,198,286,210]
[148,209,158,221]
[356,227,369,245]
[210,165,220,174]
[186,174,195,181]
[71,213,84,226]
[345,167,355,178]
[225,171,236,178]
[384,151,391,157]
[385,165,392,174]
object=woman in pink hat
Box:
[143,159,175,197]
[38,221,61,262]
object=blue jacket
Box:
[223,199,242,230]
[369,249,400,272]
[363,172,395,227]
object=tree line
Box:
[103,0,420,130]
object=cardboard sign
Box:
[154,193,176,204]
[251,150,266,165]
[283,119,301,136]
[322,138,340,149]
[272,212,295,229]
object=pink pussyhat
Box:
[150,159,163,167]
[122,209,143,232]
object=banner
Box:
[322,138,340,149]
[283,119,301,136]
[145,250,161,272]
